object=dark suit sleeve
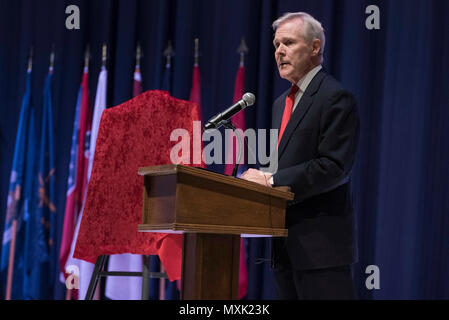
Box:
[273,90,360,201]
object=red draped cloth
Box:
[74,90,202,281]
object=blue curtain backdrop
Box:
[0,0,448,299]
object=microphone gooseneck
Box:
[204,93,255,131]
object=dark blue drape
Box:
[0,0,448,299]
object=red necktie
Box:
[278,84,299,147]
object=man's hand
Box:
[240,168,273,187]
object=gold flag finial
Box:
[84,44,90,70]
[194,38,199,65]
[102,43,107,67]
[27,46,33,72]
[237,37,249,66]
[49,44,55,73]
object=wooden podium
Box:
[137,165,294,300]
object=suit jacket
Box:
[271,69,360,271]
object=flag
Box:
[1,69,36,299]
[189,40,204,168]
[88,66,107,180]
[189,62,202,118]
[59,87,81,281]
[59,69,92,299]
[105,63,144,301]
[65,65,107,300]
[78,65,108,299]
[224,61,249,299]
[22,71,56,299]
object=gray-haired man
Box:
[241,12,360,299]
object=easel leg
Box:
[85,255,107,300]
[141,255,150,300]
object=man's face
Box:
[273,19,314,84]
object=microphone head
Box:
[203,121,216,131]
[242,92,256,107]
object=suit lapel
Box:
[273,90,288,131]
[277,70,326,159]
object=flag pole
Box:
[5,48,33,300]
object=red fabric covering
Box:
[74,90,202,281]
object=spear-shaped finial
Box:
[84,44,90,71]
[49,44,55,73]
[194,38,199,66]
[163,40,175,67]
[237,37,249,66]
[27,46,33,73]
[102,43,107,68]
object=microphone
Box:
[204,93,255,130]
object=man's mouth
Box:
[279,62,289,68]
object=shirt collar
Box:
[295,65,322,93]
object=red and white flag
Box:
[189,63,202,117]
[59,68,92,299]
[64,65,108,300]
[189,55,204,168]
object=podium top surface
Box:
[138,164,294,201]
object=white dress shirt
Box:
[268,65,323,186]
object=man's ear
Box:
[311,39,321,56]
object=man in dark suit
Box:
[241,12,360,299]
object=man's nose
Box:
[275,44,286,56]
